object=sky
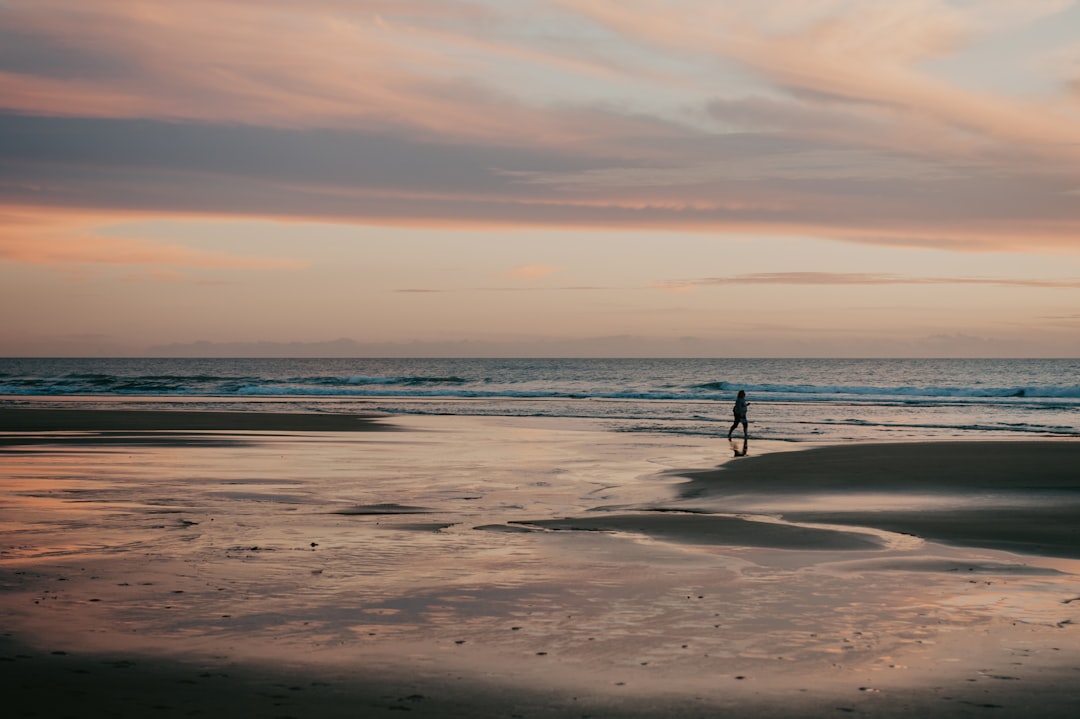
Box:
[2,0,1080,358]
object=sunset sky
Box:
[2,0,1080,357]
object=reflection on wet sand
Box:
[2,411,1080,717]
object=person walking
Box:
[728,389,748,440]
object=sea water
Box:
[1,357,1078,441]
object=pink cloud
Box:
[0,0,667,148]
[565,0,1080,161]
[1,2,475,128]
[0,206,305,271]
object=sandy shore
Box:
[2,410,1079,717]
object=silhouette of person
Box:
[727,389,748,440]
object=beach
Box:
[2,407,1080,717]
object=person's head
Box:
[737,390,746,398]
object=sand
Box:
[2,408,1080,717]
[0,407,395,433]
[670,441,1080,559]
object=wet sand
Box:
[2,409,1080,717]
[672,441,1080,559]
[0,407,394,433]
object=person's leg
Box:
[742,418,748,438]
[728,419,739,439]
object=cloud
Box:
[1,233,302,270]
[0,0,669,147]
[570,1,1080,158]
[2,1,452,128]
[3,112,1079,253]
[0,206,306,271]
[1,1,1079,254]
[654,272,1080,290]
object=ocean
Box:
[1,357,1078,442]
[4,356,1075,440]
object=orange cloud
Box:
[0,206,305,271]
[0,2,474,128]
[0,0,665,149]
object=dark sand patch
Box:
[826,558,1068,576]
[334,503,434,515]
[679,441,1080,558]
[386,522,458,532]
[0,408,396,433]
[0,432,261,449]
[679,441,1080,495]
[785,507,1080,560]
[514,513,885,550]
[474,524,540,533]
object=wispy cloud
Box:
[568,0,1080,156]
[0,0,664,145]
[654,272,1080,290]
